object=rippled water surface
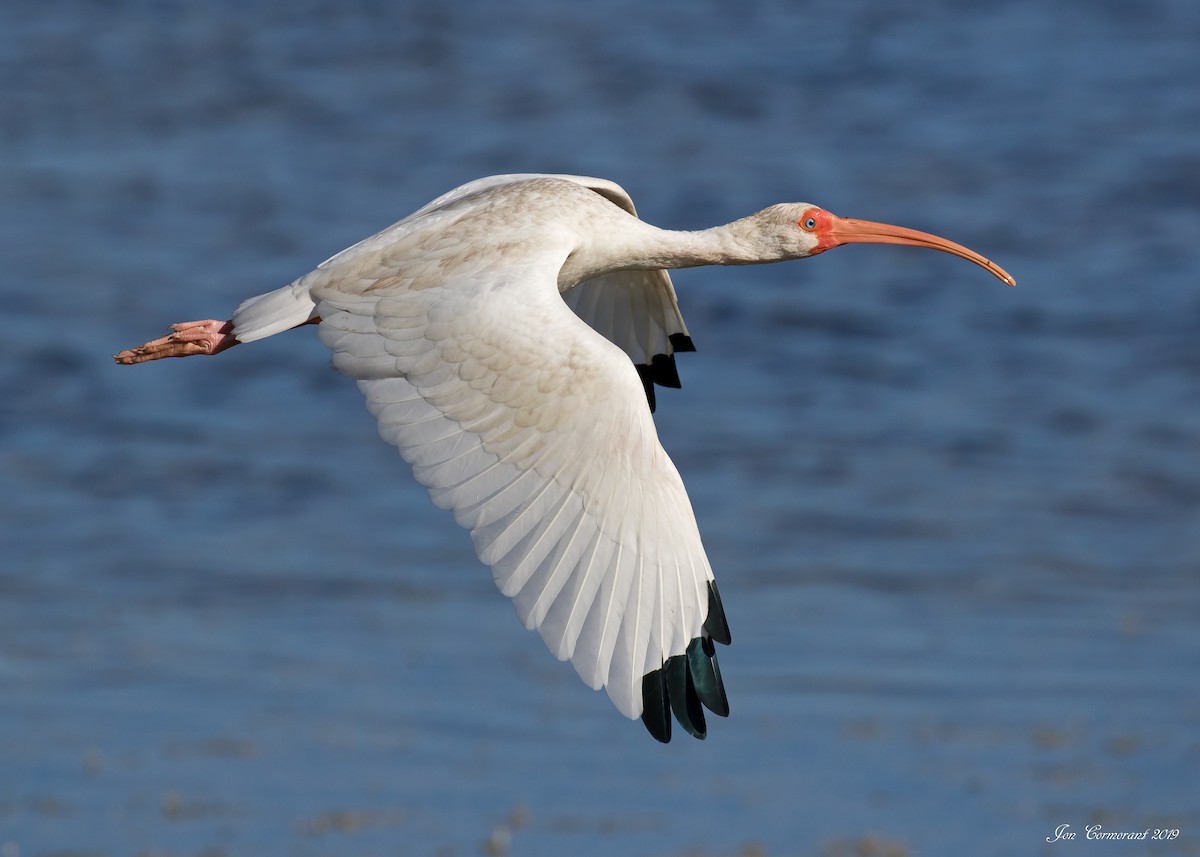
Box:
[2,1,1198,855]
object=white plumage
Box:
[236,177,712,723]
[116,173,1014,742]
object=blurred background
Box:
[2,0,1197,855]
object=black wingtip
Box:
[640,636,731,743]
[687,636,730,718]
[641,669,672,743]
[669,332,697,353]
[703,581,732,646]
[640,584,734,743]
[666,653,707,739]
[649,352,682,389]
[635,335,695,412]
[634,364,658,413]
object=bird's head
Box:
[753,203,1016,286]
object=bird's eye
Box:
[802,216,817,230]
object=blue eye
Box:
[803,217,817,230]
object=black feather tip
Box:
[640,581,731,742]
[669,332,697,353]
[634,334,696,412]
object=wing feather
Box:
[500,489,583,599]
[582,539,637,708]
[546,523,616,668]
[293,176,725,732]
[512,501,592,629]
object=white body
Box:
[232,175,713,720]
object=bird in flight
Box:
[115,174,1014,742]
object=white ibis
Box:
[115,174,1014,742]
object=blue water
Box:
[2,1,1198,855]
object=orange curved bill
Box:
[830,217,1016,286]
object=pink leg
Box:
[114,317,320,365]
[113,319,239,364]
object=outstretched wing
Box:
[313,256,729,740]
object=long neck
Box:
[609,217,770,271]
[559,208,789,288]
[558,214,771,287]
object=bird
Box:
[115,173,1015,742]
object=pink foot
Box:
[113,319,239,364]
